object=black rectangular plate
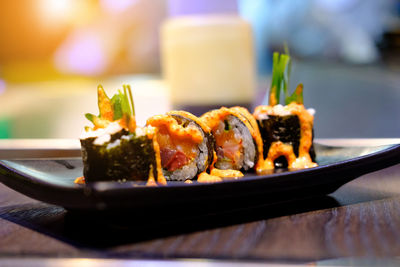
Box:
[0,143,399,211]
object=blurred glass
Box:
[161,0,255,115]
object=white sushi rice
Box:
[166,159,198,181]
[307,108,316,116]
[106,139,121,150]
[215,115,256,171]
[257,104,316,119]
[135,126,150,137]
[271,104,292,116]
[80,121,123,146]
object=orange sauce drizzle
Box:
[197,172,223,183]
[168,110,211,134]
[148,128,167,185]
[262,141,297,169]
[209,150,218,170]
[147,115,203,144]
[210,168,243,178]
[146,165,158,186]
[269,86,278,106]
[74,176,85,184]
[201,107,232,130]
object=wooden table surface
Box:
[1,139,400,265]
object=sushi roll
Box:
[146,111,214,181]
[254,102,316,169]
[80,85,166,185]
[254,52,317,170]
[201,106,264,174]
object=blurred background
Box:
[0,0,399,139]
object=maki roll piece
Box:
[254,51,317,170]
[146,111,214,181]
[254,103,317,170]
[201,107,264,176]
[80,85,166,185]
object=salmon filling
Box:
[156,127,198,171]
[213,119,244,170]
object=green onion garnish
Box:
[265,51,304,106]
[86,84,136,124]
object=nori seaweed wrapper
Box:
[233,111,260,168]
[80,129,157,182]
[257,115,316,168]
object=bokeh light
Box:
[100,0,139,14]
[37,0,76,26]
[54,30,107,76]
[36,0,96,29]
[0,79,6,95]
